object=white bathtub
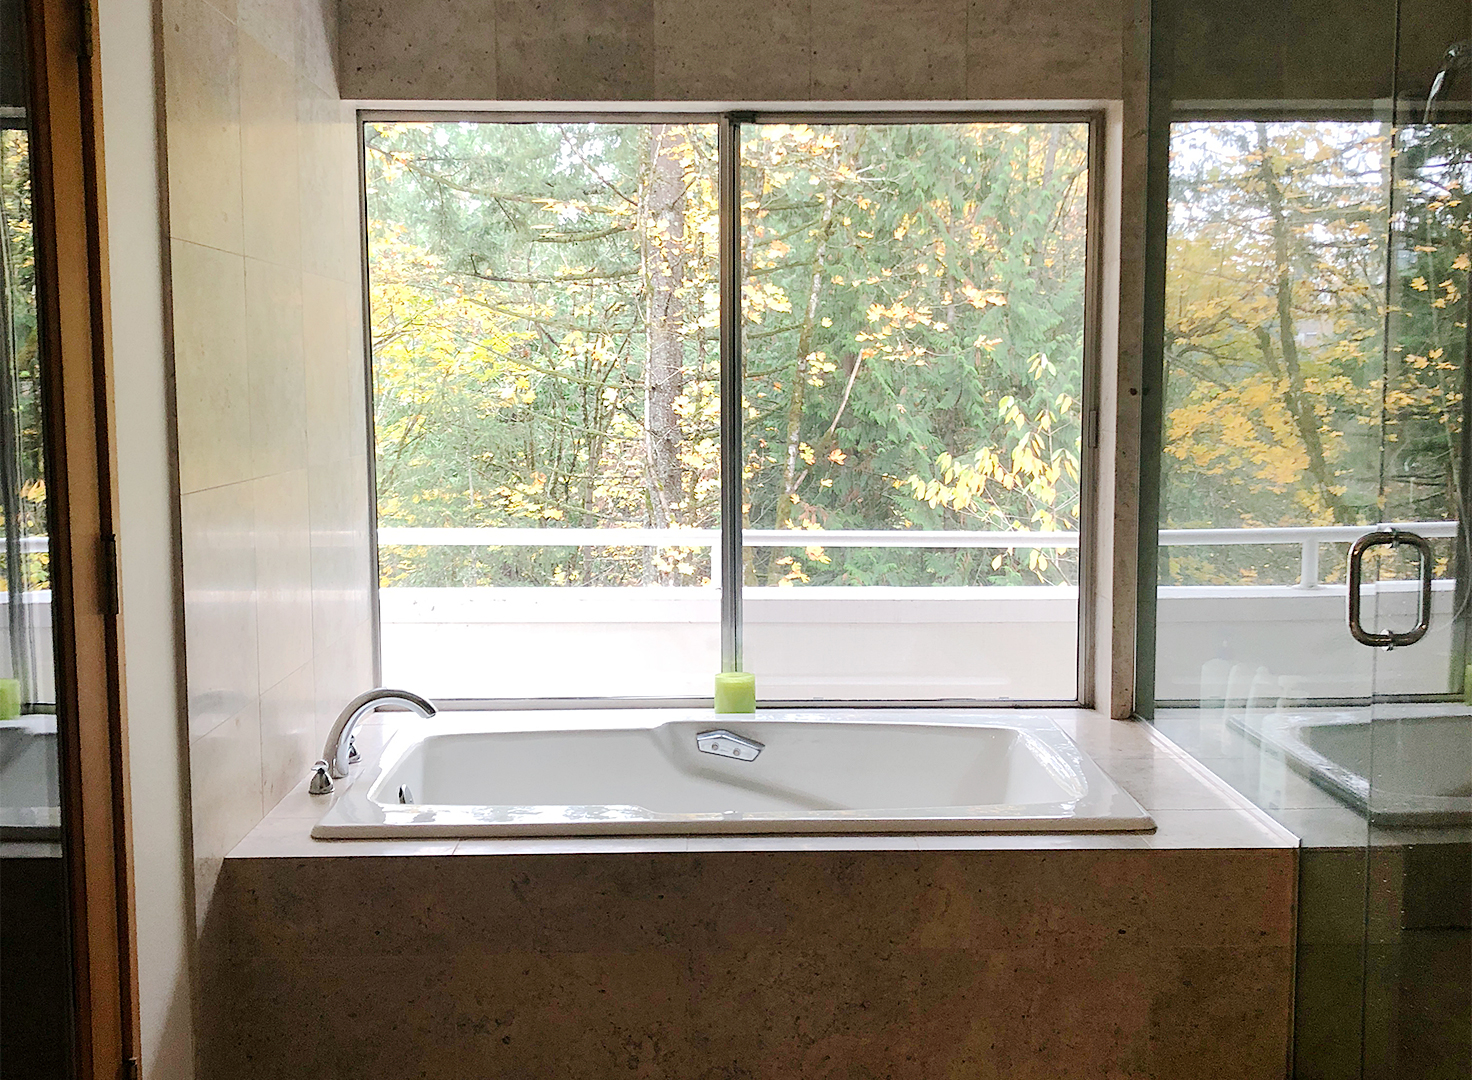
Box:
[311,709,1154,838]
[1232,706,1472,826]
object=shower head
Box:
[1425,40,1472,123]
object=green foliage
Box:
[739,123,1088,586]
[0,128,46,593]
[1161,121,1471,586]
[368,120,1089,590]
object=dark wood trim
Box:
[25,0,137,1074]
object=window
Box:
[364,114,1096,704]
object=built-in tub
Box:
[1231,707,1472,825]
[311,709,1154,837]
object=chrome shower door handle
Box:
[1348,529,1434,647]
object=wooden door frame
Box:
[24,0,138,1074]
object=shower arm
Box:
[1425,40,1472,123]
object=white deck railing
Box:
[378,520,1460,588]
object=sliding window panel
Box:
[0,9,75,1072]
[739,121,1091,702]
[365,120,721,699]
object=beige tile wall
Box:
[162,0,374,922]
[339,0,1131,101]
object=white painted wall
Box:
[97,0,196,1075]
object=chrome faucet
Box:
[308,688,436,795]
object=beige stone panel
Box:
[311,627,375,745]
[297,0,341,95]
[258,660,318,810]
[809,0,965,100]
[339,0,498,100]
[189,700,264,876]
[171,240,253,493]
[238,0,297,65]
[1090,752,1242,810]
[181,480,260,740]
[308,461,372,658]
[245,258,308,476]
[652,0,811,100]
[966,0,1124,101]
[239,35,303,268]
[224,848,1295,962]
[204,953,686,1080]
[253,470,315,692]
[162,0,243,251]
[197,0,237,24]
[208,852,1295,1079]
[302,272,358,469]
[297,81,353,281]
[495,0,655,100]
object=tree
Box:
[366,120,1091,590]
[1160,120,1471,586]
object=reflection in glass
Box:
[1150,54,1472,1080]
[0,31,75,1074]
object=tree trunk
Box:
[642,125,687,545]
[1255,123,1353,524]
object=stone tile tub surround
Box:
[199,713,1297,1078]
[202,848,1296,1079]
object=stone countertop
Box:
[227,709,1297,858]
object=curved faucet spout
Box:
[318,687,436,785]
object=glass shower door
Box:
[1356,13,1472,1075]
[1147,2,1470,1077]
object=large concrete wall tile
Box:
[809,0,965,100]
[258,660,318,809]
[172,240,252,494]
[188,702,264,871]
[652,0,811,101]
[238,0,298,66]
[244,258,308,476]
[967,0,1123,100]
[239,35,303,268]
[181,481,260,740]
[339,0,497,99]
[495,0,655,100]
[253,470,315,692]
[163,0,244,251]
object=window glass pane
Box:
[1154,121,1391,706]
[0,123,51,711]
[740,122,1090,700]
[366,121,720,698]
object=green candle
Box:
[714,671,756,714]
[0,678,19,720]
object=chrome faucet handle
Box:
[308,760,334,796]
[347,736,360,765]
